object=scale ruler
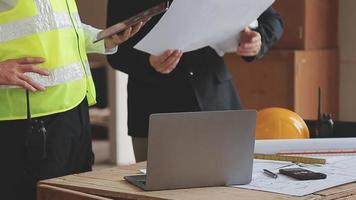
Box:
[254,154,326,165]
[277,149,356,157]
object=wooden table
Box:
[38,163,356,200]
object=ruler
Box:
[254,154,326,165]
[277,149,356,157]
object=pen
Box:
[263,169,278,179]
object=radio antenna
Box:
[318,87,321,121]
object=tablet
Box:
[94,1,170,43]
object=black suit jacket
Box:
[107,0,283,137]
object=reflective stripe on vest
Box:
[0,61,91,89]
[0,12,82,43]
[0,0,82,43]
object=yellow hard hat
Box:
[256,108,310,140]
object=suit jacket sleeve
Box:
[243,7,284,62]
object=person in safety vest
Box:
[0,0,144,199]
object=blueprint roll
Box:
[254,138,356,155]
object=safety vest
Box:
[0,0,96,121]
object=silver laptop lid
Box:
[145,110,256,190]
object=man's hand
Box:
[105,21,145,49]
[149,50,183,74]
[0,57,49,92]
[236,28,262,57]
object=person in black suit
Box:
[107,0,283,162]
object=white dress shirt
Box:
[0,0,117,55]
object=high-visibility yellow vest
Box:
[0,0,96,121]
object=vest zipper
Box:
[64,0,89,82]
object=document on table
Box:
[134,0,275,55]
[138,156,356,196]
[235,156,356,197]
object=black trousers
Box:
[0,100,94,200]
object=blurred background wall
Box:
[339,0,356,121]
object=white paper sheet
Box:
[134,0,274,55]
[235,156,356,196]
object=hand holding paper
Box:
[236,28,262,57]
[149,49,183,74]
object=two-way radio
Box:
[314,88,334,138]
[25,90,47,161]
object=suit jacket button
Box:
[189,72,194,76]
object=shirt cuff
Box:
[94,38,119,55]
[104,46,118,55]
[83,24,118,55]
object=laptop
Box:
[125,110,257,191]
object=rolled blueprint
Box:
[255,138,356,154]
